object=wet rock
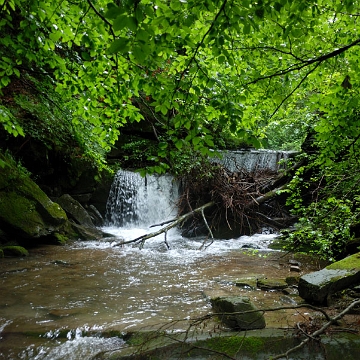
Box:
[285,276,300,286]
[2,246,28,257]
[56,194,95,228]
[279,294,303,305]
[210,296,266,330]
[256,278,288,291]
[0,155,68,240]
[86,204,104,226]
[289,259,302,266]
[290,265,301,272]
[70,222,107,240]
[282,287,299,296]
[298,252,360,305]
[235,275,259,290]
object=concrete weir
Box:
[213,149,296,172]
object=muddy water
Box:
[0,231,319,360]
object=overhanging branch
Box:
[245,38,360,86]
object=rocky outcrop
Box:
[0,155,108,246]
[298,252,360,304]
[56,194,95,228]
[210,296,266,330]
[0,158,68,241]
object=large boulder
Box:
[210,296,266,330]
[56,194,95,228]
[298,252,360,304]
[0,154,109,244]
[0,158,68,240]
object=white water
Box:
[105,170,179,227]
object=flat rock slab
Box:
[210,296,266,330]
[298,252,360,304]
[256,278,288,291]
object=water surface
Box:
[0,229,314,360]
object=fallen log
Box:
[112,201,215,248]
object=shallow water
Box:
[0,228,317,360]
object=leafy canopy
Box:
[1,0,359,172]
[1,0,360,259]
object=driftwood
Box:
[112,201,215,248]
[177,160,301,236]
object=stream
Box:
[0,229,323,360]
[0,170,320,359]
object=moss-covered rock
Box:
[326,252,360,271]
[298,252,360,304]
[256,277,288,291]
[2,245,29,256]
[0,154,71,244]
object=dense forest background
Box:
[1,0,360,261]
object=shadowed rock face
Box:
[0,158,68,240]
[0,156,108,245]
[210,296,266,330]
[56,194,95,228]
[298,253,360,305]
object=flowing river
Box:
[0,170,320,359]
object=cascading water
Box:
[105,170,179,228]
[214,149,295,172]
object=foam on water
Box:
[77,225,279,264]
[20,332,125,360]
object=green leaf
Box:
[218,55,226,64]
[113,15,137,32]
[107,38,130,54]
[243,23,250,35]
[105,3,124,19]
[175,139,183,149]
[0,76,10,87]
[136,29,150,42]
[170,0,181,11]
[132,45,146,63]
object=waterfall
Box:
[214,149,295,172]
[105,150,293,230]
[105,170,179,227]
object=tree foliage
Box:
[1,0,358,168]
[1,0,360,258]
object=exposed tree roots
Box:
[177,160,296,238]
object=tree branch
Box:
[245,38,360,86]
[269,62,321,119]
[112,202,215,247]
[175,0,228,92]
[272,299,360,360]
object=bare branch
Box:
[112,202,215,247]
[245,38,360,86]
[272,299,360,360]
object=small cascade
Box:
[215,149,295,172]
[105,170,179,227]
